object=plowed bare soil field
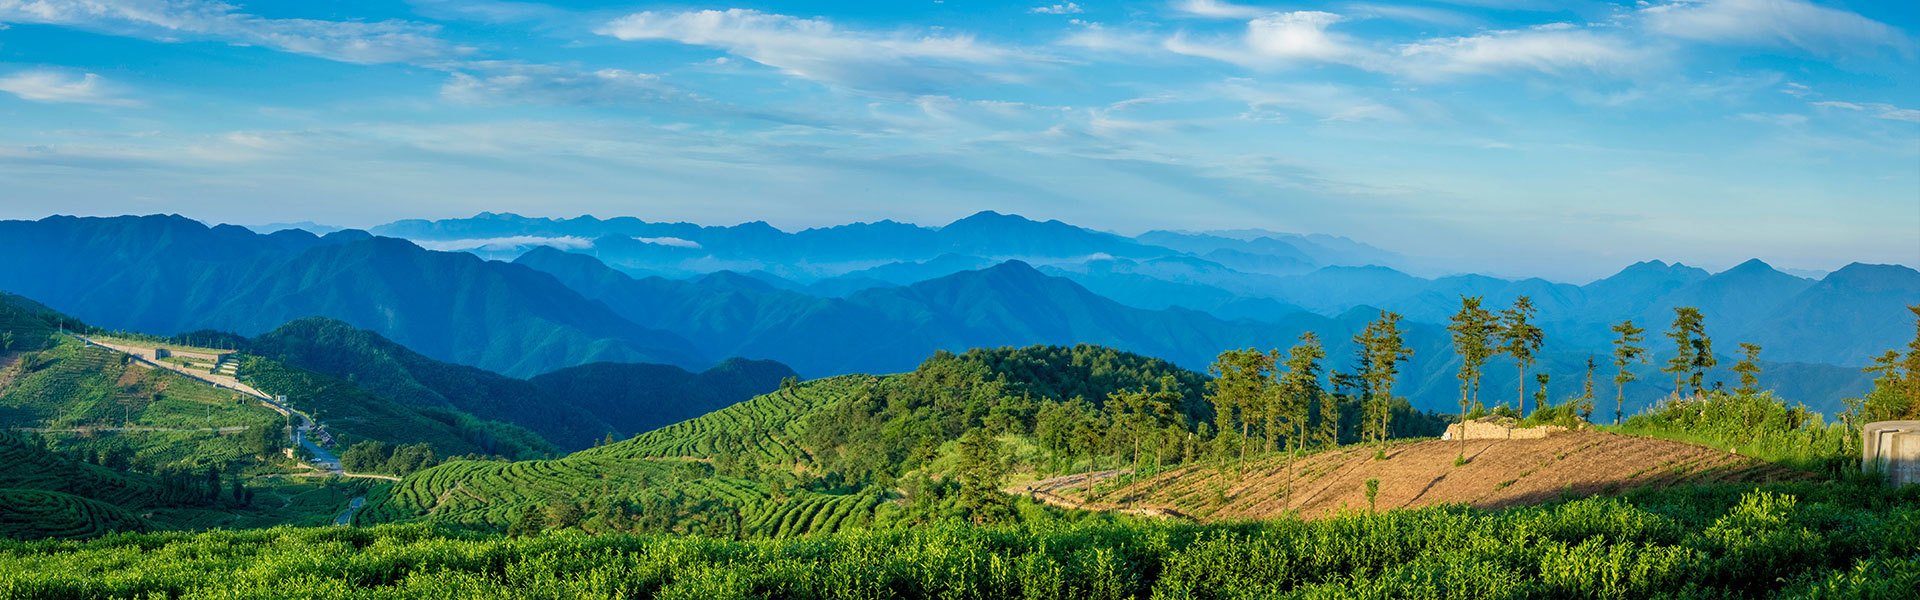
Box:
[1039,431,1814,520]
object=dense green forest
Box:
[238,317,796,450]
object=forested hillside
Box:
[243,317,794,449]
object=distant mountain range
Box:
[0,213,1908,417]
[0,215,703,377]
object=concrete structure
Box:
[1442,417,1568,441]
[1863,421,1920,487]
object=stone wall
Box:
[1863,421,1920,487]
[1442,418,1568,441]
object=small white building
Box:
[1862,421,1920,487]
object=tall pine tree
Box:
[1611,320,1648,425]
[1278,332,1325,508]
[1447,295,1497,458]
[1355,311,1413,444]
[1661,307,1715,397]
[1731,343,1764,396]
[1498,296,1545,417]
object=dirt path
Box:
[67,333,353,475]
[76,335,268,399]
[1003,469,1190,519]
[1080,431,1813,521]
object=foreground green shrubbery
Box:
[4,483,1916,600]
[1610,391,1857,476]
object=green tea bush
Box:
[4,483,1915,599]
[1612,391,1854,475]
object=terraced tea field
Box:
[0,489,147,540]
[588,375,878,466]
[362,454,890,537]
[361,376,894,536]
[0,431,167,508]
[1063,431,1815,520]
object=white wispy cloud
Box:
[1216,78,1406,122]
[1171,0,1269,19]
[1031,3,1083,15]
[1396,25,1652,79]
[1642,0,1911,55]
[0,0,456,64]
[1340,3,1478,28]
[0,69,140,106]
[1738,112,1808,127]
[441,62,681,106]
[1812,100,1920,123]
[413,235,598,252]
[1060,23,1162,56]
[1165,11,1376,68]
[596,9,1042,93]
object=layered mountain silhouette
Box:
[0,212,1906,417]
[0,215,703,377]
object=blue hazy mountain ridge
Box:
[0,215,706,378]
[378,211,1194,280]
[0,213,1901,417]
[377,212,1403,284]
[512,248,1874,415]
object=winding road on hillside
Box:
[69,333,347,475]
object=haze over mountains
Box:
[7,212,1914,417]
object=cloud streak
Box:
[0,0,456,64]
[0,69,139,106]
[597,9,1044,93]
[1642,0,1911,55]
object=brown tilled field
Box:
[1042,431,1815,521]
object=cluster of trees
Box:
[1857,305,1920,422]
[1441,295,1807,435]
[84,453,240,507]
[506,480,760,540]
[338,441,439,476]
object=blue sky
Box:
[0,0,1914,280]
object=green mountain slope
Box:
[244,317,795,450]
[0,291,551,467]
[530,357,797,444]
